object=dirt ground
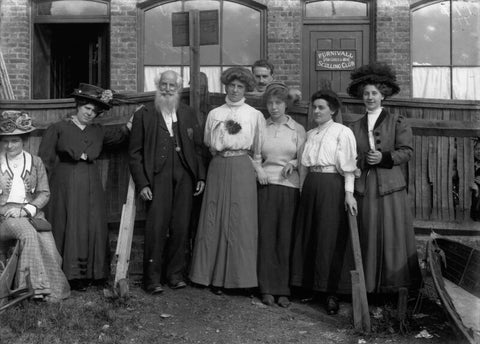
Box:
[0,277,464,344]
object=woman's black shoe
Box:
[70,279,88,292]
[211,286,223,295]
[326,295,339,315]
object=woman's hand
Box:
[257,169,269,185]
[366,150,382,165]
[4,207,25,218]
[281,163,294,179]
[139,186,153,201]
[194,181,205,196]
[345,192,357,216]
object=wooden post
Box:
[348,213,371,333]
[189,10,201,124]
[0,49,15,100]
[113,175,136,297]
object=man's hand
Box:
[194,181,205,196]
[140,186,153,201]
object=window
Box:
[305,0,368,18]
[139,0,266,92]
[34,0,110,22]
[411,0,480,100]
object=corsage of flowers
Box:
[100,89,113,103]
[224,119,242,135]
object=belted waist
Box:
[309,165,337,173]
[218,150,248,158]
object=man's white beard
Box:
[155,90,179,114]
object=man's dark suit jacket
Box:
[128,102,206,192]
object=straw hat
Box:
[0,111,36,136]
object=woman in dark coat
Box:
[346,63,422,296]
[39,84,130,290]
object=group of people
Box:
[0,60,422,315]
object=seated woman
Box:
[0,110,70,301]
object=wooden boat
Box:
[427,235,480,344]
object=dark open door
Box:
[302,24,369,98]
[33,23,109,99]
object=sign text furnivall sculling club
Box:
[315,50,356,71]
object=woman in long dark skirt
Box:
[256,82,306,307]
[39,84,130,290]
[290,90,357,315]
[345,62,422,298]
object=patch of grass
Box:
[0,291,140,344]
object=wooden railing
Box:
[1,92,479,233]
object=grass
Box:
[0,290,139,344]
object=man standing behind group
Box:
[251,59,275,95]
[129,70,206,294]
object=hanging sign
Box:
[315,50,356,71]
[172,10,219,47]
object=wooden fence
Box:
[0,92,479,233]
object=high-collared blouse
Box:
[0,151,50,215]
[301,120,357,193]
[204,97,265,166]
[261,116,306,188]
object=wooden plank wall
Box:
[1,92,479,232]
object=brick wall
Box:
[375,0,411,98]
[110,0,138,92]
[264,0,302,89]
[0,0,31,99]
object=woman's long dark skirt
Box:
[356,169,422,293]
[291,172,354,294]
[257,184,299,296]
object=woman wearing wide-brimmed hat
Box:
[346,62,422,296]
[0,110,70,301]
[189,67,265,293]
[38,84,130,290]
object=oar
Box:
[348,213,371,333]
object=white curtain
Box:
[452,67,480,100]
[412,67,451,99]
[413,66,480,100]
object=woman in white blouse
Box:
[0,110,69,301]
[290,90,357,315]
[189,67,265,294]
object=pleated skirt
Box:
[357,169,422,293]
[291,172,354,294]
[257,184,299,295]
[189,154,258,288]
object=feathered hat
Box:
[71,83,113,111]
[347,62,400,98]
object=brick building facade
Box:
[0,0,478,100]
[0,0,415,99]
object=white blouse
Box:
[204,97,265,166]
[301,120,357,193]
[1,151,37,216]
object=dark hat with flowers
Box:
[347,62,400,98]
[71,83,113,110]
[0,110,36,136]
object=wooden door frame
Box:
[301,0,376,98]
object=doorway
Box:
[302,24,370,98]
[32,23,109,99]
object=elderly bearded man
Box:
[129,70,206,294]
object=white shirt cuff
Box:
[344,173,354,193]
[24,204,37,217]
